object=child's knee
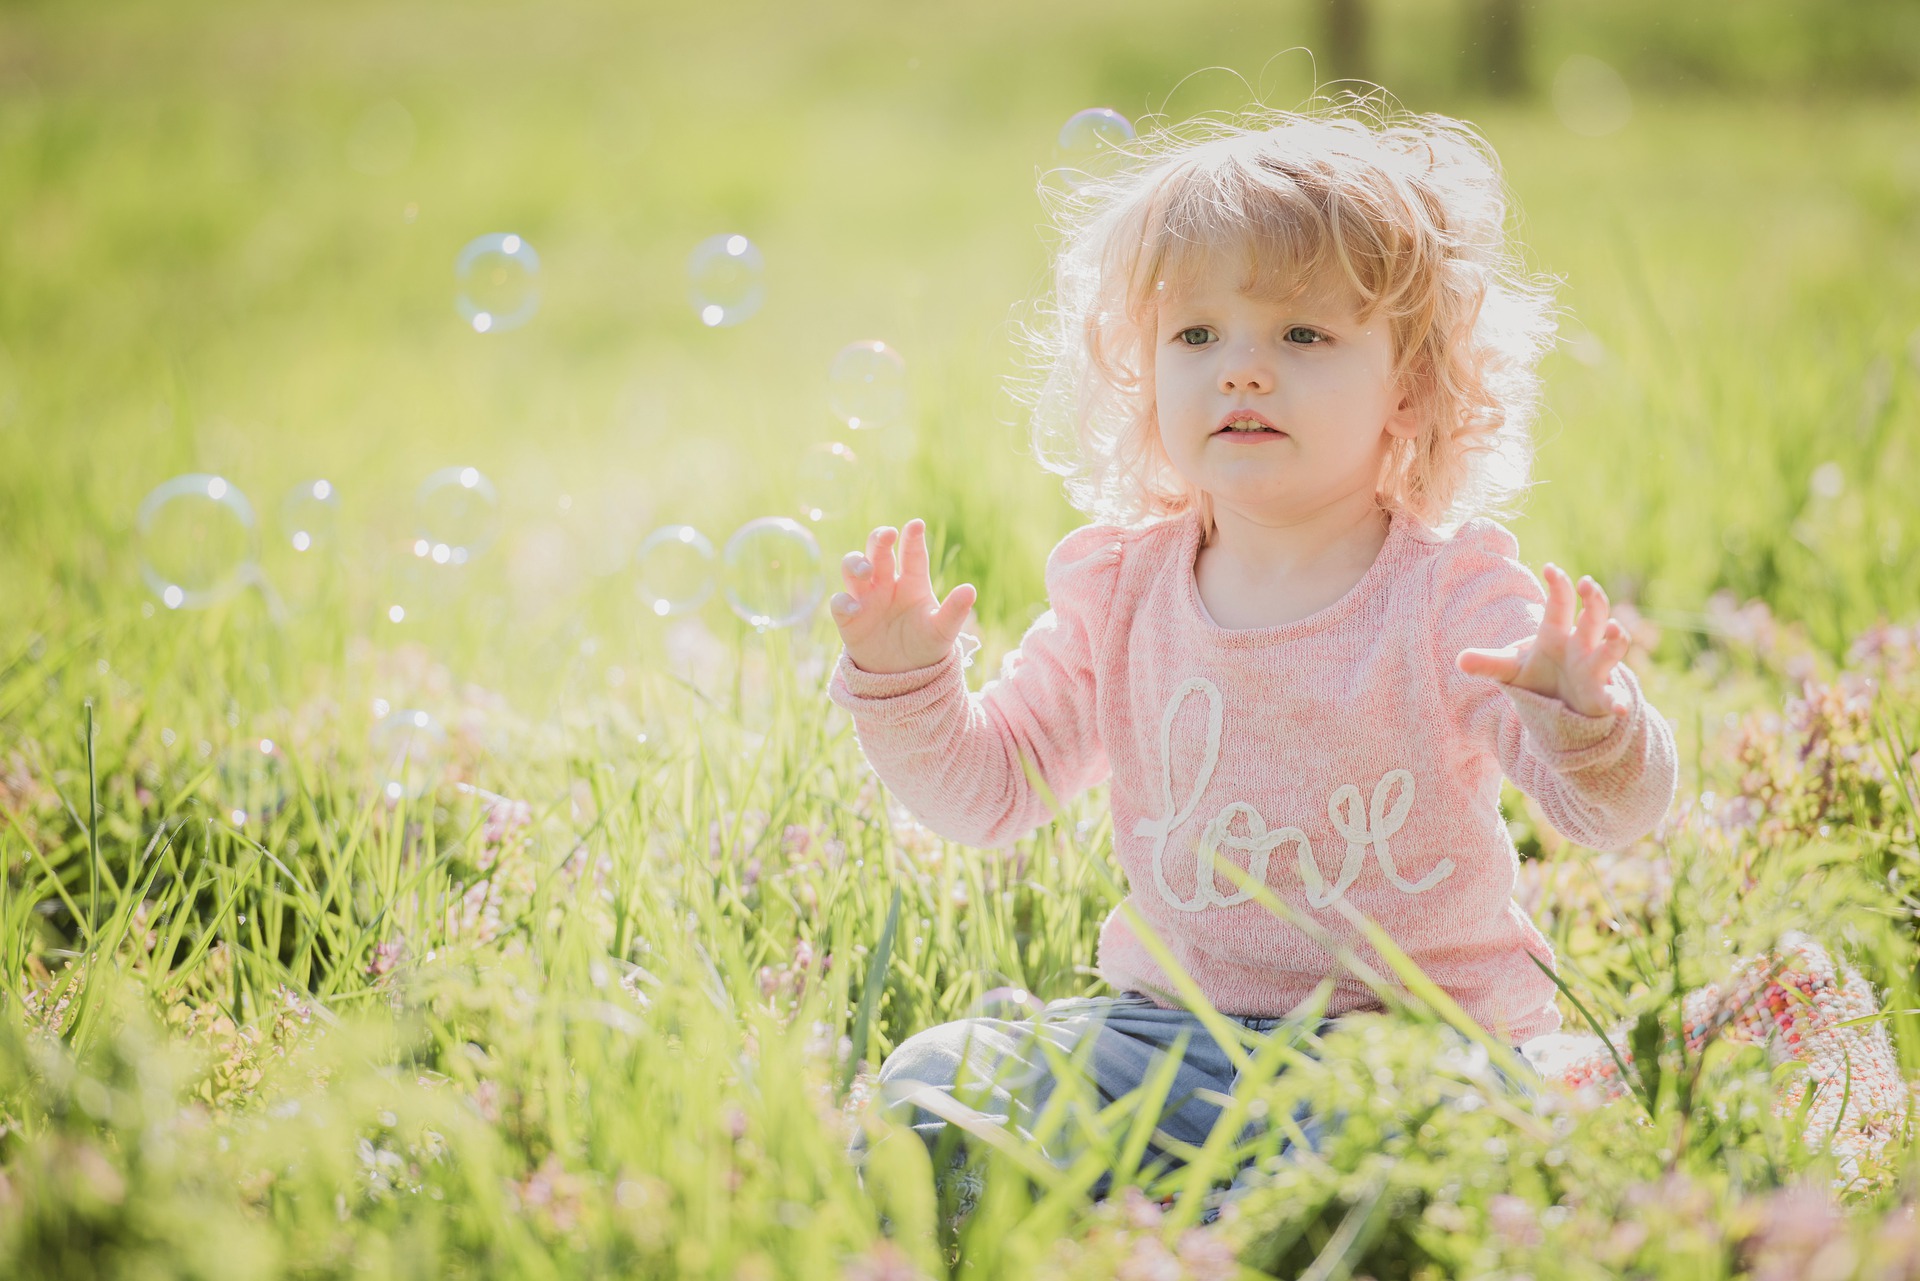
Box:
[878,1018,994,1091]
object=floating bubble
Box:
[216,738,294,828]
[1055,107,1135,188]
[454,233,541,333]
[635,524,716,617]
[281,478,340,552]
[723,517,824,630]
[370,708,446,802]
[136,474,260,609]
[969,986,1046,1021]
[1552,56,1632,138]
[828,340,908,431]
[688,233,765,328]
[1560,325,1607,369]
[415,466,501,562]
[796,441,859,523]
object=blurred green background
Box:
[3,0,1918,714]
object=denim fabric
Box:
[853,991,1538,1223]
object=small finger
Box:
[1574,576,1610,649]
[899,518,929,587]
[841,550,872,593]
[1540,563,1575,633]
[1456,644,1521,683]
[829,591,860,619]
[936,582,977,633]
[872,526,899,585]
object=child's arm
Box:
[1430,521,1679,851]
[826,524,1122,849]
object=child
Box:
[825,99,1678,1219]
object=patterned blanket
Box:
[1518,931,1908,1193]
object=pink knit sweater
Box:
[826,507,1679,1045]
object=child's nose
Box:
[1219,347,1273,393]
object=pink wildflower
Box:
[368,940,404,978]
[844,1240,929,1281]
[482,797,531,846]
[1738,1181,1855,1281]
[1114,1233,1182,1281]
[1175,1228,1240,1280]
[1488,1194,1544,1248]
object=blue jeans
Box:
[856,990,1539,1223]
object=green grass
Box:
[5,0,1920,1276]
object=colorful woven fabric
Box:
[1525,931,1907,1192]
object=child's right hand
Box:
[829,518,978,675]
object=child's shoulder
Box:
[1044,515,1190,585]
[1413,514,1540,638]
[1401,512,1524,567]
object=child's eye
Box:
[1287,326,1326,345]
[1177,327,1211,346]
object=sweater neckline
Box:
[1178,506,1411,646]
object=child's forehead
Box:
[1155,254,1365,319]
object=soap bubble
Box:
[216,738,294,828]
[1552,56,1632,138]
[796,441,859,523]
[454,233,541,333]
[688,233,765,328]
[281,479,340,553]
[379,551,443,626]
[1055,107,1135,188]
[370,708,446,802]
[828,340,908,431]
[969,986,1046,1021]
[635,524,716,617]
[723,517,823,629]
[415,466,501,563]
[136,474,260,610]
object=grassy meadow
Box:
[4,0,1920,1276]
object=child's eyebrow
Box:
[1160,294,1360,327]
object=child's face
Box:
[1152,260,1419,526]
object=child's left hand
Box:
[1455,563,1633,718]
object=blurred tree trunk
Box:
[1470,0,1531,97]
[1320,0,1370,87]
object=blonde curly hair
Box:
[1014,93,1564,541]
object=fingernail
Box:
[851,556,871,576]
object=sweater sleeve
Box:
[1428,519,1679,852]
[824,524,1124,849]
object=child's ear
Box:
[1384,357,1430,440]
[1385,387,1422,440]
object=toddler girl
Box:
[825,99,1678,1220]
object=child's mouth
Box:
[1215,411,1286,439]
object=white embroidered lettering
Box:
[1132,678,1454,911]
[1134,678,1225,912]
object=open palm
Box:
[829,519,977,676]
[1455,562,1633,718]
